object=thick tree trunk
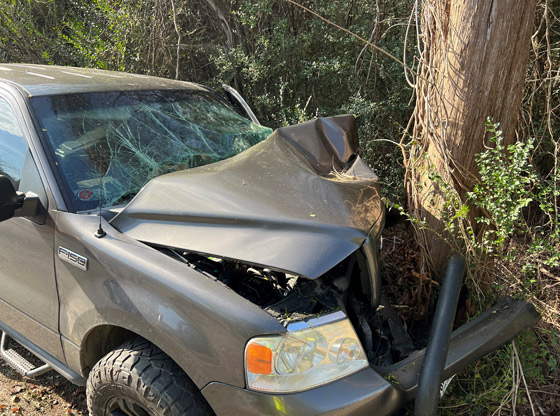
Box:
[407,0,537,277]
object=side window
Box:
[0,97,27,189]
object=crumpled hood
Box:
[110,115,384,279]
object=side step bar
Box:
[1,332,52,377]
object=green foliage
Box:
[468,119,539,254]
[466,119,560,285]
[402,118,559,284]
[211,0,411,123]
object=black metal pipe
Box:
[361,234,381,310]
[414,254,466,416]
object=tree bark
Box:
[407,0,537,277]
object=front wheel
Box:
[86,337,214,416]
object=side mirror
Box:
[0,175,44,223]
[0,175,24,222]
[221,84,261,125]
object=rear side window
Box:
[0,97,26,189]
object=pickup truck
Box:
[0,64,539,416]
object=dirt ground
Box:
[0,365,87,415]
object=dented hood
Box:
[111,115,384,279]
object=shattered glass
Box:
[31,90,272,211]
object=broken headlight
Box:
[245,311,368,393]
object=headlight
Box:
[245,311,368,393]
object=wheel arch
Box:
[77,313,218,392]
[80,324,137,376]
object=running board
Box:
[1,332,52,377]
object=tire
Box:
[86,337,215,416]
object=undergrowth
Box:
[436,121,560,415]
[387,118,560,415]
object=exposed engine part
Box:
[377,295,416,360]
[160,247,354,325]
[347,292,394,366]
[346,290,416,366]
[347,294,374,352]
[161,245,416,366]
[162,249,298,308]
[265,279,341,326]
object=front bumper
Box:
[201,297,539,416]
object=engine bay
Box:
[159,246,419,367]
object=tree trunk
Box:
[407,0,537,277]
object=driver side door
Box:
[0,93,64,362]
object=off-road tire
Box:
[86,337,214,416]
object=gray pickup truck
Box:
[0,64,539,416]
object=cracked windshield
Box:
[31,89,272,211]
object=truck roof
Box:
[0,64,205,97]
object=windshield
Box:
[31,90,272,211]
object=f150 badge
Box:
[58,246,88,271]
